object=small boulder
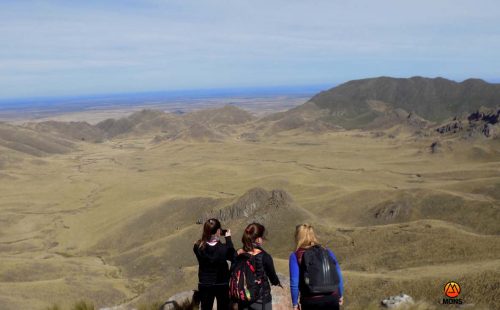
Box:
[381,293,414,308]
[162,290,199,310]
[430,141,441,153]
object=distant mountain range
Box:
[23,105,255,143]
[308,76,500,125]
[1,76,499,162]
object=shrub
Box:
[72,301,94,310]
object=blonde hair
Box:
[295,224,320,250]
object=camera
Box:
[221,229,228,236]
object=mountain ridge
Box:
[2,76,498,158]
[306,76,500,126]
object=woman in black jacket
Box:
[194,218,236,310]
[236,222,281,310]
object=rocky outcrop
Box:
[436,118,464,135]
[197,188,293,224]
[435,108,499,138]
[467,109,499,138]
[468,109,499,124]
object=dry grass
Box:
[44,301,94,310]
[344,269,500,309]
[0,119,498,309]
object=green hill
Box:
[306,76,500,128]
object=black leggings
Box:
[238,300,272,310]
[199,284,229,310]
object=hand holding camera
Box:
[221,229,231,237]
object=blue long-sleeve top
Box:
[289,248,344,307]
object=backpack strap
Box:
[295,247,306,265]
[249,248,263,256]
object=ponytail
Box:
[242,222,265,252]
[198,218,221,249]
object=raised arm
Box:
[224,233,237,263]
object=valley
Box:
[0,77,499,309]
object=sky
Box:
[1,0,499,100]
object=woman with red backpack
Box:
[230,222,282,310]
[289,224,344,310]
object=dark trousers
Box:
[199,284,229,310]
[238,300,272,310]
[301,295,339,310]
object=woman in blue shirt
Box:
[289,224,344,310]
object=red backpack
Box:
[229,252,264,303]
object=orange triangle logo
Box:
[444,282,461,298]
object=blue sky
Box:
[1,0,499,99]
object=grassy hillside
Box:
[309,77,500,124]
[0,122,75,157]
[0,123,498,309]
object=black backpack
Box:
[229,252,264,303]
[299,245,340,295]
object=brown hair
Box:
[198,218,221,249]
[242,222,266,252]
[295,223,319,250]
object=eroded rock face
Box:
[435,108,500,138]
[468,109,499,124]
[436,120,464,135]
[197,188,293,224]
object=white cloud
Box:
[0,0,499,98]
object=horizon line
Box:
[2,75,500,104]
[0,83,334,104]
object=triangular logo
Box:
[446,284,458,294]
[444,282,461,298]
